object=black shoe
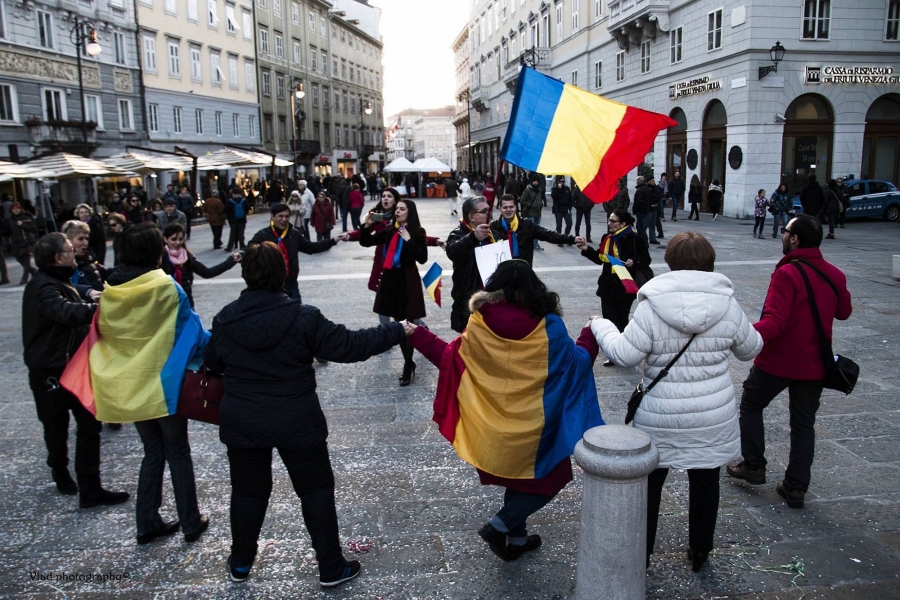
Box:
[657,234,665,239]
[672,218,677,222]
[825,233,835,240]
[227,556,252,583]
[136,520,180,545]
[535,246,544,251]
[694,217,699,221]
[315,358,329,365]
[839,224,844,229]
[320,560,361,588]
[105,422,123,431]
[399,361,416,387]
[776,481,805,509]
[478,523,510,562]
[507,534,542,561]
[587,238,594,243]
[557,243,564,248]
[184,515,209,542]
[603,360,615,367]
[687,548,709,573]
[649,240,660,245]
[52,468,78,496]
[726,461,766,485]
[80,488,130,508]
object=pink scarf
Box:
[166,246,188,285]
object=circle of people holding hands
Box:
[21,173,851,588]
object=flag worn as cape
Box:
[422,262,443,307]
[61,270,209,423]
[500,67,677,204]
[432,311,603,479]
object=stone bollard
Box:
[573,424,660,600]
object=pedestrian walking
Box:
[707,180,723,220]
[518,176,548,251]
[688,175,702,221]
[592,231,763,572]
[752,189,769,239]
[769,183,792,238]
[444,176,459,216]
[550,176,573,246]
[823,179,841,239]
[7,202,38,284]
[728,214,853,509]
[310,192,336,242]
[457,178,472,216]
[632,176,658,245]
[177,187,195,240]
[205,190,226,249]
[348,183,365,230]
[573,182,594,243]
[204,241,404,586]
[359,199,428,386]
[668,170,685,221]
[798,174,824,219]
[403,260,603,562]
[835,177,851,228]
[224,187,249,251]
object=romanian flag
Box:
[433,311,603,479]
[422,262,443,307]
[606,255,640,295]
[500,67,677,204]
[61,270,209,423]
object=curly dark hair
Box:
[485,260,560,318]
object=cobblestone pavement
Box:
[1,200,899,599]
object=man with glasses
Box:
[728,214,852,509]
[445,196,493,333]
[22,233,129,508]
[490,194,582,267]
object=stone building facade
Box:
[452,25,470,172]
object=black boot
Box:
[52,467,78,495]
[399,361,416,386]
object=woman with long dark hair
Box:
[160,222,240,308]
[403,260,603,561]
[688,175,703,221]
[576,209,650,364]
[360,198,427,385]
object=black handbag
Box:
[792,261,858,394]
[630,239,655,289]
[625,334,696,424]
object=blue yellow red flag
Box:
[422,262,443,307]
[500,67,677,203]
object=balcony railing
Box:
[26,119,98,151]
[608,0,670,49]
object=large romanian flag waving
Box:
[61,270,210,423]
[501,67,677,204]
[433,311,603,479]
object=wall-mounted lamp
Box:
[759,41,785,80]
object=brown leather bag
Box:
[176,366,223,425]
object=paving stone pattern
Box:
[1,202,899,598]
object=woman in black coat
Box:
[576,209,651,364]
[160,222,239,307]
[359,199,428,385]
[204,241,404,587]
[8,202,38,284]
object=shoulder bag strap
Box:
[792,262,834,366]
[644,334,696,393]
[797,258,838,297]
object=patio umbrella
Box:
[103,151,193,175]
[23,152,134,179]
[0,161,54,181]
[197,149,292,170]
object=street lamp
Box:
[69,17,101,156]
[759,41,785,80]
[519,46,539,68]
[290,79,305,179]
[358,100,372,175]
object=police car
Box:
[792,179,900,222]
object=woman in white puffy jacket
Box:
[591,231,763,573]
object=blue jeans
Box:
[494,488,557,542]
[771,212,788,236]
[635,211,657,244]
[529,215,543,247]
[135,416,201,536]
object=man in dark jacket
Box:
[177,187,195,240]
[249,203,348,300]
[446,196,492,332]
[490,194,581,266]
[632,176,658,245]
[162,184,178,205]
[204,241,404,586]
[667,170,686,221]
[728,214,852,509]
[224,187,249,251]
[835,177,851,228]
[23,233,129,507]
[550,176,573,246]
[798,174,825,219]
[518,177,546,250]
[608,179,630,213]
[822,179,842,240]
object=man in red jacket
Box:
[727,214,852,509]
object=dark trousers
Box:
[600,291,634,333]
[646,467,720,560]
[655,210,664,237]
[226,443,344,577]
[575,207,593,240]
[753,216,766,236]
[210,225,224,248]
[184,213,192,239]
[739,366,823,492]
[635,211,657,244]
[339,206,349,232]
[496,487,556,540]
[554,209,572,236]
[349,207,362,230]
[825,212,837,235]
[134,416,201,536]
[29,369,102,493]
[671,195,682,219]
[688,203,700,220]
[226,221,246,250]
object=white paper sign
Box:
[474,240,512,284]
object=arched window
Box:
[862,94,900,183]
[781,94,834,194]
[702,100,727,199]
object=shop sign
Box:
[669,76,722,99]
[316,155,332,163]
[805,66,900,84]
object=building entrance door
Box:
[701,100,727,210]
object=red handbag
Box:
[176,366,223,425]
